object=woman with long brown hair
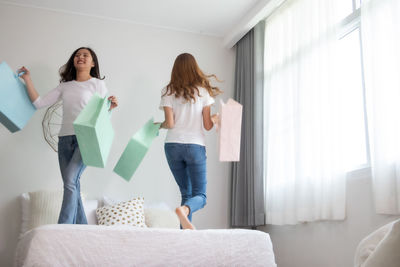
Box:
[159,53,221,229]
[19,47,118,224]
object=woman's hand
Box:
[17,66,31,81]
[211,113,220,131]
[16,66,39,102]
[153,122,164,128]
[211,113,220,125]
[108,96,118,110]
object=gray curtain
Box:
[231,21,265,227]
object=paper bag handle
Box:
[107,98,113,114]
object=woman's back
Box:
[160,87,214,146]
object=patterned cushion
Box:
[96,197,146,227]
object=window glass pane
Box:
[337,28,368,168]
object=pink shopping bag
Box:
[218,98,243,161]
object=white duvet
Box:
[15,224,276,267]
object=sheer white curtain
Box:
[361,0,400,214]
[264,0,350,225]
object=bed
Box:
[15,224,277,267]
[15,191,276,266]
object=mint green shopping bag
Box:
[114,118,160,181]
[73,93,114,168]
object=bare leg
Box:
[175,206,195,230]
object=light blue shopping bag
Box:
[0,62,36,132]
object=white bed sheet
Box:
[15,224,276,267]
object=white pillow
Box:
[144,203,179,229]
[84,199,99,225]
[20,193,31,237]
[19,191,99,237]
[101,196,121,207]
[96,197,146,227]
[28,190,63,230]
[362,219,400,267]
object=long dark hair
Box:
[164,53,222,102]
[59,47,104,82]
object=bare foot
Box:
[175,206,195,230]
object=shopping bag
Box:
[114,118,160,181]
[0,61,36,132]
[218,98,243,161]
[73,93,114,168]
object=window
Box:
[264,0,369,173]
[263,0,400,223]
[263,0,369,224]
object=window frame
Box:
[338,1,372,175]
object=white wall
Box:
[259,171,400,267]
[0,3,235,266]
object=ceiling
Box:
[1,0,261,37]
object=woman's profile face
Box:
[73,48,94,71]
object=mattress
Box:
[15,224,276,267]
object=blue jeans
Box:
[57,135,87,224]
[164,143,207,222]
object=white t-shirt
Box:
[33,78,108,136]
[159,87,214,146]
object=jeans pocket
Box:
[188,145,206,163]
[164,143,182,161]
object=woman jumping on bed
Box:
[158,53,221,229]
[18,47,118,224]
